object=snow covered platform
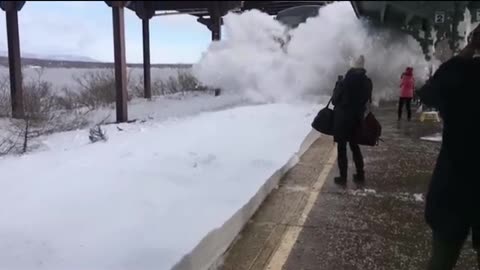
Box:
[0,101,322,270]
[172,128,321,270]
[220,103,478,270]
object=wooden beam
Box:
[142,18,151,99]
[111,4,128,123]
[5,7,24,118]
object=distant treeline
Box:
[0,56,193,69]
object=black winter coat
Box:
[332,68,372,142]
[418,56,480,239]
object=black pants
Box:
[428,228,480,270]
[337,141,364,178]
[398,97,412,120]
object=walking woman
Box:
[398,67,415,121]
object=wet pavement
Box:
[220,102,478,270]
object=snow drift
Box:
[0,103,316,270]
[193,2,430,104]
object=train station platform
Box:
[219,102,478,270]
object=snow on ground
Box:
[0,101,318,270]
[420,133,442,143]
[0,92,251,154]
[84,92,250,126]
[346,189,425,203]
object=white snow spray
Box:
[193,2,430,104]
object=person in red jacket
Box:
[398,67,415,121]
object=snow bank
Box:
[193,2,430,104]
[0,92,250,155]
[0,103,317,270]
[83,92,250,127]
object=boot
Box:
[353,173,365,183]
[334,176,347,186]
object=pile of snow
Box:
[420,133,442,143]
[413,193,424,202]
[193,2,430,104]
[0,102,317,270]
[0,92,250,155]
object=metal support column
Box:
[111,3,128,123]
[211,16,221,41]
[3,3,24,118]
[421,20,433,61]
[142,18,151,99]
[211,2,221,41]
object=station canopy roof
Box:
[350,1,480,57]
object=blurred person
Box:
[419,24,480,270]
[398,67,415,121]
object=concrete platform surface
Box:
[219,103,478,270]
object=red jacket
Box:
[400,73,415,98]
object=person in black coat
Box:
[332,55,373,185]
[418,25,480,269]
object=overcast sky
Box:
[0,1,214,64]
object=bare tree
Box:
[73,70,117,109]
[8,71,89,154]
[0,75,10,117]
[72,69,140,109]
[89,125,108,143]
[0,135,18,156]
[177,70,199,93]
[88,113,111,144]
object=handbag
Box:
[311,97,334,136]
[352,111,382,146]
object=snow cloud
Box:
[193,2,430,103]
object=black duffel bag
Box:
[351,111,382,146]
[311,98,334,136]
